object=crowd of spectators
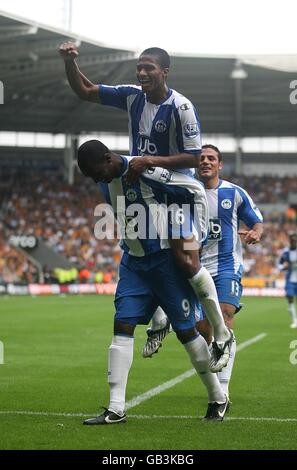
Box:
[227,174,297,204]
[0,165,296,286]
[0,224,39,284]
[0,167,121,284]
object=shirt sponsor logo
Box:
[183,123,199,138]
[208,218,222,241]
[155,120,167,133]
[137,135,157,156]
[221,199,232,210]
[126,189,138,202]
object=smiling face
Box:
[136,54,169,95]
[198,147,223,185]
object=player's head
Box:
[288,231,297,248]
[77,140,117,183]
[137,47,170,93]
[198,144,223,181]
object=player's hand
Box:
[59,41,79,61]
[238,229,261,245]
[125,157,150,185]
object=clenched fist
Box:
[59,41,79,61]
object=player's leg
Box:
[168,196,231,345]
[196,310,236,386]
[195,317,213,345]
[286,284,297,327]
[169,236,233,372]
[178,327,229,420]
[84,255,156,425]
[210,275,241,399]
[152,251,228,420]
[216,303,237,398]
[142,306,172,358]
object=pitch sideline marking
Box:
[0,411,296,423]
[0,333,267,419]
[126,333,267,410]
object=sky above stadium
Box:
[0,0,296,55]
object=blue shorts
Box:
[115,250,196,331]
[198,273,243,321]
[285,281,297,297]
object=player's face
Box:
[198,148,222,181]
[136,55,168,93]
[84,160,114,184]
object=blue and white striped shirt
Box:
[201,180,263,278]
[99,85,201,177]
[279,248,297,284]
[98,156,208,257]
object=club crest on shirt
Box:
[155,120,167,133]
[126,189,138,202]
[221,199,232,210]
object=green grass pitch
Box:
[0,295,296,450]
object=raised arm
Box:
[59,42,100,103]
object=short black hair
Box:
[202,144,223,162]
[140,47,170,69]
[77,140,109,175]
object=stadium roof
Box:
[0,11,296,137]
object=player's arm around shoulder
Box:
[59,41,100,103]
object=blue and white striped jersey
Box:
[278,248,297,284]
[99,85,201,177]
[201,180,263,278]
[98,156,208,257]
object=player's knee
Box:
[114,320,135,336]
[176,254,199,278]
[175,328,198,344]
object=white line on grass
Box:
[0,333,267,421]
[0,411,295,423]
[0,411,90,417]
[125,333,267,410]
[131,416,297,423]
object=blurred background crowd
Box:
[0,165,296,287]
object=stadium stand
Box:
[0,166,120,284]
